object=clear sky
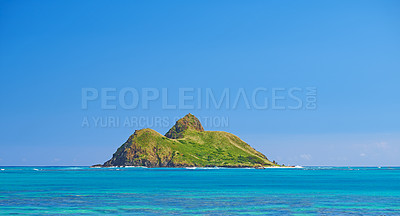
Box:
[1,0,399,166]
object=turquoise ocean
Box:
[0,166,399,215]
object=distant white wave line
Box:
[265,165,304,169]
[90,165,304,169]
[90,166,148,168]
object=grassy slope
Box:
[103,128,276,167]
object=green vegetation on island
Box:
[94,113,279,168]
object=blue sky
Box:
[1,0,399,166]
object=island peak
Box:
[165,113,204,139]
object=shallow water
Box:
[0,166,399,215]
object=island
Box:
[92,113,280,168]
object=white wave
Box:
[64,167,84,170]
[264,166,295,169]
[197,167,223,169]
[124,166,148,168]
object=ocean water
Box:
[0,167,399,215]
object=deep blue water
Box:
[0,166,399,215]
